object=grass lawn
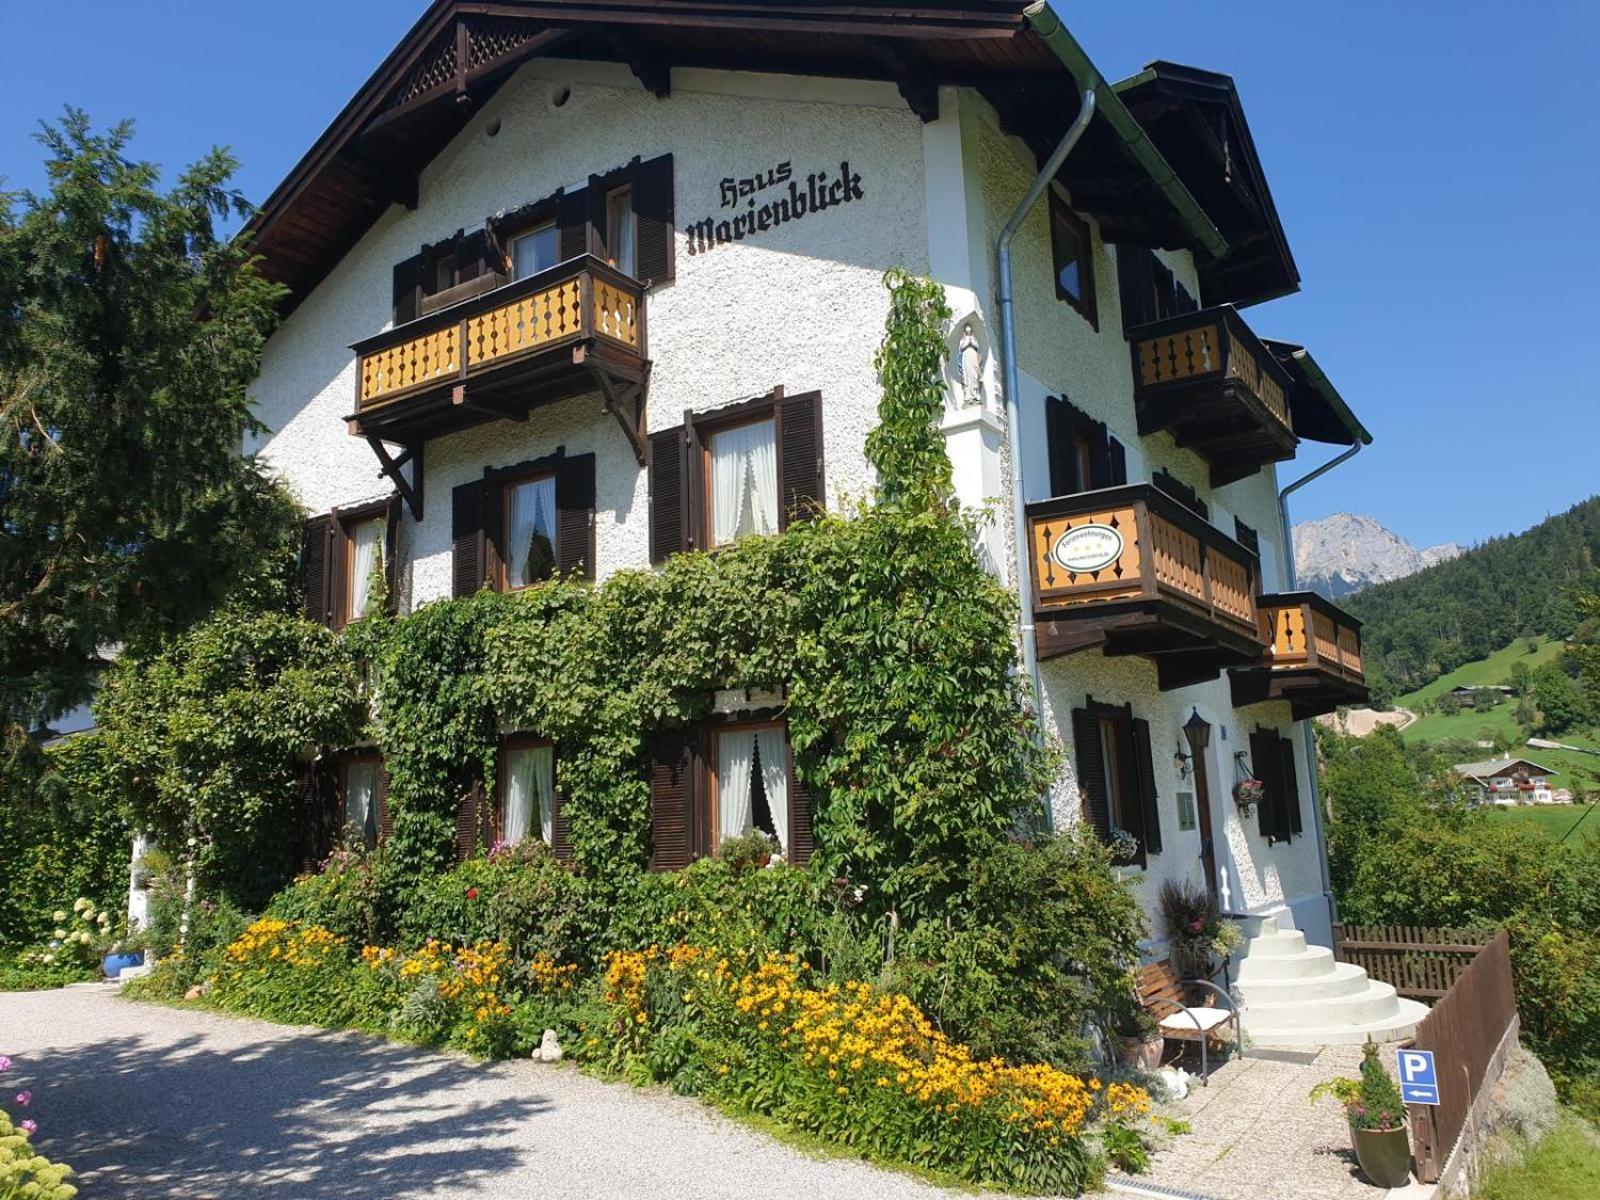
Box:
[1475,1115,1600,1200]
[1483,805,1600,843]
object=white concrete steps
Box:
[1229,918,1426,1048]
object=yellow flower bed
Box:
[598,944,1149,1192]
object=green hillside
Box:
[1401,636,1565,706]
[1345,495,1600,697]
[1485,805,1600,842]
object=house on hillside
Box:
[1453,757,1557,806]
[243,0,1407,1045]
[1449,684,1515,701]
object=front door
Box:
[1191,724,1220,903]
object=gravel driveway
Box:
[0,982,975,1199]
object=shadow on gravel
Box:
[18,1024,546,1198]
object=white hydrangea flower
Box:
[52,910,67,923]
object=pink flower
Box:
[0,1056,11,1071]
[14,1090,30,1107]
[1190,919,1204,932]
[19,1119,37,1135]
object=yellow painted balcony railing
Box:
[1257,592,1365,683]
[352,254,645,414]
[1024,483,1261,643]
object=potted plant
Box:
[1109,999,1165,1072]
[1310,1041,1413,1188]
[1157,879,1242,981]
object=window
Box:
[500,473,558,590]
[1097,715,1142,840]
[1045,395,1126,497]
[706,417,779,545]
[1152,470,1208,520]
[711,722,790,854]
[499,739,554,845]
[1115,245,1198,330]
[343,755,382,850]
[1049,192,1097,327]
[1071,699,1161,866]
[345,516,385,623]
[606,187,636,278]
[510,222,559,280]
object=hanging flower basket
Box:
[1232,777,1266,811]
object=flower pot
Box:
[102,951,145,979]
[1350,1124,1412,1188]
[1115,1034,1165,1072]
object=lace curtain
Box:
[709,419,778,546]
[349,519,383,619]
[504,744,554,845]
[506,477,557,588]
[345,761,379,847]
[716,725,790,854]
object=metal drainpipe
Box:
[996,87,1097,831]
[1277,440,1363,927]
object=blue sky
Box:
[2,2,1597,549]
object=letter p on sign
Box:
[1397,1049,1440,1106]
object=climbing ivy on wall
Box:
[867,268,955,513]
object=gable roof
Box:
[1114,60,1300,308]
[1261,339,1370,447]
[245,1,1230,310]
[1453,757,1555,781]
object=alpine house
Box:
[244,0,1415,1044]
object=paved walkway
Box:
[1,983,970,1200]
[1141,1044,1396,1200]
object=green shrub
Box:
[269,844,398,946]
[886,832,1146,1069]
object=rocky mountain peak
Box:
[1293,512,1462,598]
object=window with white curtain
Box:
[344,758,381,849]
[511,222,559,280]
[502,742,554,845]
[607,187,636,278]
[347,517,384,622]
[707,418,778,546]
[714,723,789,854]
[503,475,557,589]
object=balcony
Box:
[349,254,649,463]
[1231,592,1368,718]
[1127,305,1296,487]
[1026,484,1264,690]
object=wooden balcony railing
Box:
[1257,591,1365,683]
[1126,305,1297,487]
[1025,484,1264,686]
[354,254,645,415]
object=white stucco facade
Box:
[249,64,1334,944]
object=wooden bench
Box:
[1136,960,1239,1083]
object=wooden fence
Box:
[1331,924,1496,999]
[1405,930,1518,1183]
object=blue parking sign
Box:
[1397,1049,1440,1106]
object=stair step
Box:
[1233,961,1373,1005]
[1234,945,1337,981]
[1245,998,1430,1047]
[1241,929,1307,958]
[1242,980,1404,1030]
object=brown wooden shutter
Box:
[1280,736,1304,837]
[555,453,597,581]
[558,188,591,261]
[384,495,403,614]
[1106,437,1128,487]
[376,766,394,843]
[393,254,424,325]
[1250,727,1287,843]
[634,154,675,285]
[1046,397,1077,497]
[550,782,574,862]
[1132,717,1163,856]
[1116,244,1155,329]
[454,782,481,861]
[787,741,816,868]
[649,733,697,871]
[301,515,335,627]
[1072,707,1112,843]
[452,481,488,597]
[1234,518,1260,558]
[649,425,687,563]
[776,390,825,528]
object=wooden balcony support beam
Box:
[365,435,425,521]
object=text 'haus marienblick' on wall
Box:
[240,0,1401,1044]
